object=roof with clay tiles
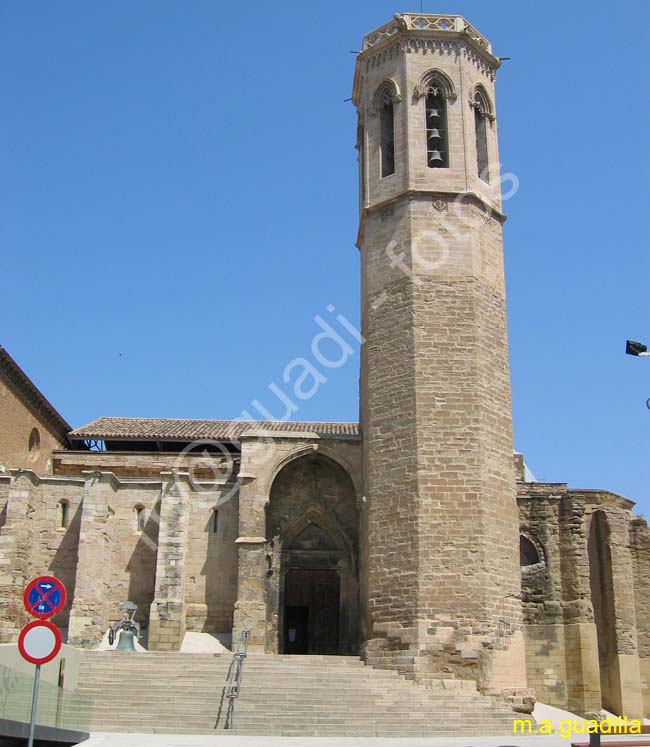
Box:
[69,417,360,441]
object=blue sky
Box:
[2,2,649,511]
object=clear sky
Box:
[2,2,649,511]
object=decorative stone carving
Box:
[369,78,402,116]
[470,83,496,122]
[413,68,457,102]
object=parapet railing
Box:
[215,629,250,731]
[0,664,92,735]
[362,14,491,53]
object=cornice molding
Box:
[362,189,506,222]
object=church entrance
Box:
[283,569,340,655]
[265,452,361,656]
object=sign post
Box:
[20,576,66,747]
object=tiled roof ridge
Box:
[69,416,360,440]
[75,416,359,425]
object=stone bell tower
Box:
[353,14,527,694]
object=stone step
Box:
[72,688,509,708]
[84,728,505,737]
[72,651,517,736]
[65,704,510,718]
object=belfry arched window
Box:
[471,85,494,183]
[415,70,456,170]
[372,79,401,179]
[425,88,449,168]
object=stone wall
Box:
[183,483,238,637]
[0,471,85,641]
[518,483,602,715]
[584,496,643,718]
[518,480,647,718]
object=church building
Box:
[1,13,648,721]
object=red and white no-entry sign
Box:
[18,620,62,666]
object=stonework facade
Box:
[0,12,648,720]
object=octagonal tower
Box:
[353,13,527,694]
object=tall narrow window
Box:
[357,120,366,211]
[135,505,145,532]
[372,80,400,178]
[58,500,69,529]
[379,97,395,177]
[475,107,489,182]
[472,86,493,183]
[212,509,219,535]
[28,427,41,455]
[425,88,449,168]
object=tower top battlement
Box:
[361,13,495,58]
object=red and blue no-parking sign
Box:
[23,576,66,620]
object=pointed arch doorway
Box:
[265,453,360,655]
[282,524,342,655]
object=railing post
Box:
[221,629,251,730]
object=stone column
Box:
[607,510,644,718]
[629,517,650,715]
[0,471,35,642]
[232,474,267,652]
[559,495,602,716]
[148,472,190,651]
[339,570,360,655]
[68,472,114,646]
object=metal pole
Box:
[27,663,41,747]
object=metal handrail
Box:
[216,629,250,730]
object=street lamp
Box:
[626,339,650,409]
[626,340,649,357]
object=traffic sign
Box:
[23,576,66,620]
[18,620,62,666]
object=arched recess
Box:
[370,77,402,114]
[588,510,620,713]
[413,69,457,102]
[469,83,495,121]
[519,531,546,572]
[370,80,402,177]
[263,444,362,508]
[265,452,360,655]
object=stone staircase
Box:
[68,651,518,737]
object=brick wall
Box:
[0,375,66,473]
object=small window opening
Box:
[28,427,41,453]
[520,535,541,567]
[58,500,69,529]
[135,506,145,532]
[213,509,219,535]
[379,97,395,177]
[425,88,449,168]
